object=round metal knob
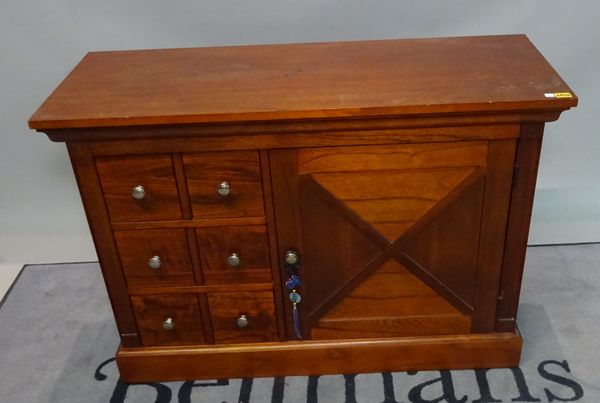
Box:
[148,256,161,270]
[217,181,231,196]
[236,314,249,329]
[132,185,146,200]
[227,253,241,267]
[285,250,299,265]
[162,317,174,331]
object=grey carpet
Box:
[1,244,598,402]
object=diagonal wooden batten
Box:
[312,259,471,339]
[299,174,391,248]
[309,167,483,242]
[396,253,473,314]
[299,174,384,324]
[395,167,485,243]
[303,168,485,323]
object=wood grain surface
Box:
[116,331,522,382]
[183,151,264,219]
[29,35,576,130]
[67,143,142,346]
[62,123,521,146]
[401,175,485,309]
[114,228,195,287]
[96,155,182,222]
[196,225,272,285]
[282,141,494,334]
[207,291,278,344]
[471,140,517,332]
[268,149,308,338]
[310,168,477,242]
[312,260,470,339]
[131,294,206,346]
[297,141,488,174]
[496,123,545,331]
[34,35,577,382]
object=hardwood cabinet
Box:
[28,35,577,382]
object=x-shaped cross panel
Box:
[301,167,484,323]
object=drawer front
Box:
[207,291,278,343]
[183,151,264,219]
[115,229,195,287]
[131,294,206,346]
[197,225,271,285]
[96,155,182,222]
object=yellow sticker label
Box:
[554,92,573,98]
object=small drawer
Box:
[96,155,182,222]
[131,294,206,346]
[207,291,278,344]
[196,225,272,285]
[183,151,264,219]
[114,229,195,287]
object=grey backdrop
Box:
[1,0,598,266]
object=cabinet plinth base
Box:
[116,331,522,383]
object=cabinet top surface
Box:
[29,35,577,130]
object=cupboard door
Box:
[270,140,516,340]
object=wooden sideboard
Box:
[29,35,577,382]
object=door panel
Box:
[270,139,515,340]
[297,142,488,174]
[311,260,471,339]
[299,176,382,320]
[309,167,479,242]
[401,176,484,308]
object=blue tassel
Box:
[292,303,302,339]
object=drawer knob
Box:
[162,317,174,331]
[217,181,231,196]
[236,314,249,329]
[227,253,241,267]
[131,185,146,200]
[148,256,162,270]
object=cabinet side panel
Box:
[496,123,545,332]
[67,142,141,347]
[471,140,517,332]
